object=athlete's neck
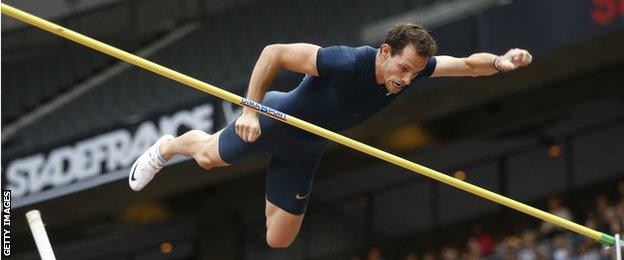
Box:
[374,50,385,85]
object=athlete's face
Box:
[378,43,429,94]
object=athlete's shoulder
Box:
[353,45,377,56]
[316,45,367,79]
[318,45,357,61]
[318,45,374,60]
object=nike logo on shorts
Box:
[295,193,309,200]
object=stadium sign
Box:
[3,103,216,205]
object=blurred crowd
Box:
[362,181,624,260]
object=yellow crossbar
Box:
[2,3,619,246]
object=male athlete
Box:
[129,22,532,248]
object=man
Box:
[129,22,532,248]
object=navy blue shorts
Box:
[218,113,327,215]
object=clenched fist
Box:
[495,48,533,72]
[235,108,262,142]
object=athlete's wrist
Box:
[493,56,503,73]
[242,107,259,115]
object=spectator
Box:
[596,197,615,233]
[464,237,480,259]
[403,251,418,260]
[422,252,436,260]
[616,201,624,218]
[440,246,459,260]
[541,196,573,237]
[609,218,622,235]
[575,216,600,246]
[494,236,520,259]
[584,216,599,231]
[367,246,384,260]
[551,233,573,260]
[576,241,600,260]
[517,230,548,260]
[473,225,494,256]
[595,195,610,220]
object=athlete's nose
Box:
[403,76,411,86]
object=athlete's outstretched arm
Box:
[236,43,321,142]
[431,48,532,77]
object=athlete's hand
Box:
[235,108,262,142]
[495,48,532,72]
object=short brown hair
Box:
[383,22,437,57]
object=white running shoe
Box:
[129,135,174,191]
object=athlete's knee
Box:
[265,216,297,248]
[193,135,224,170]
[194,151,216,170]
[266,232,294,249]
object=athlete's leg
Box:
[129,121,265,191]
[265,200,304,248]
[262,139,326,248]
[159,129,229,169]
[128,129,229,191]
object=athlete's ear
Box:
[380,43,391,58]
